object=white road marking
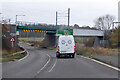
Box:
[7,61,13,63]
[18,50,29,61]
[81,56,120,71]
[49,59,57,72]
[37,54,51,73]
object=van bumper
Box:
[56,52,75,58]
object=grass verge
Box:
[18,37,45,48]
[2,52,27,62]
[47,47,56,50]
[1,45,27,62]
[18,37,44,42]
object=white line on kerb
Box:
[49,59,57,72]
[81,56,120,71]
[18,50,29,61]
[37,54,51,73]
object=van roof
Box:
[59,35,73,37]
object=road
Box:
[2,44,119,78]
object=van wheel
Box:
[72,54,74,58]
[56,54,60,58]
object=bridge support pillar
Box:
[43,33,56,47]
[93,37,101,47]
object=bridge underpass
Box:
[73,29,104,47]
[10,25,104,47]
[43,33,56,47]
[16,25,57,47]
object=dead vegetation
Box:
[75,43,118,57]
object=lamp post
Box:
[15,15,25,40]
[15,15,25,24]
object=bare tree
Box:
[104,14,115,30]
[94,14,115,30]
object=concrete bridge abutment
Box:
[43,33,56,47]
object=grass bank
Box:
[2,47,22,56]
[18,37,45,47]
[74,37,118,56]
[1,47,27,62]
[2,52,27,62]
[75,43,118,57]
[18,37,44,42]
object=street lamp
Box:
[15,15,25,24]
[15,15,25,39]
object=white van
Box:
[56,35,75,58]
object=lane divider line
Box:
[81,56,120,71]
[18,50,29,61]
[49,59,57,72]
[37,54,51,74]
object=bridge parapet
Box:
[16,25,58,33]
[73,29,104,37]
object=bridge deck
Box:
[17,26,57,33]
[73,29,104,37]
[16,26,104,36]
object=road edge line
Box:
[49,59,57,72]
[81,56,120,71]
[18,49,29,61]
[37,54,51,73]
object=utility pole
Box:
[16,15,17,24]
[56,11,58,28]
[56,8,70,27]
[68,8,70,27]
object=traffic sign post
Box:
[12,41,13,47]
[10,37,15,47]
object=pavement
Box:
[2,44,119,78]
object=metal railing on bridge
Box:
[16,21,58,34]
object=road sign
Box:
[10,33,16,36]
[10,37,15,42]
[16,31,19,35]
[57,30,73,35]
[11,37,15,47]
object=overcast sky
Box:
[0,0,119,27]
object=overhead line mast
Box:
[68,8,70,27]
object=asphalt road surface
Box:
[2,44,119,78]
